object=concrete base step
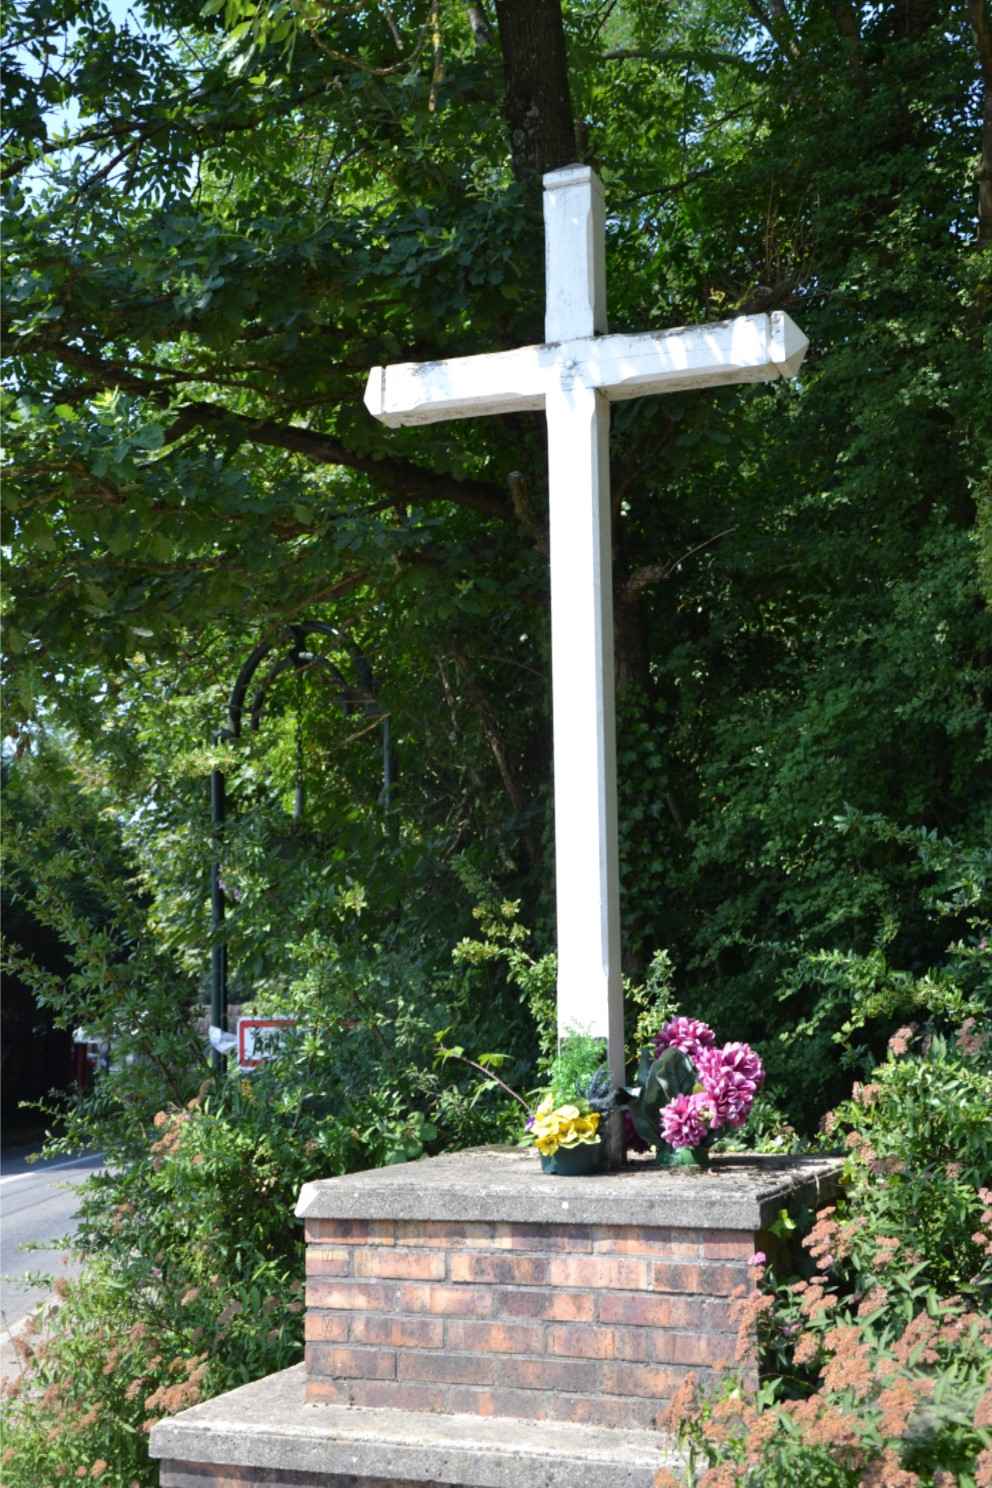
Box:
[152,1363,683,1488]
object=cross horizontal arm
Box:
[365,344,546,428]
[364,312,808,429]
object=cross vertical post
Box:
[542,167,624,1088]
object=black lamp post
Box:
[209,624,390,1072]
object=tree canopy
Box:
[3,0,991,1117]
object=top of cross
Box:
[543,165,608,343]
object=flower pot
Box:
[654,1143,710,1170]
[539,1143,603,1176]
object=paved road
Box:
[1,1145,102,1328]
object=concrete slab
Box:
[297,1146,840,1233]
[151,1363,683,1488]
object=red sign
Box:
[237,1017,295,1069]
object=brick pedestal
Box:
[297,1147,837,1430]
[152,1148,840,1488]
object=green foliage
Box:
[664,804,992,1125]
[828,1023,992,1299]
[616,691,673,964]
[1,740,206,1141]
[0,1087,311,1488]
[625,949,680,1056]
[671,1284,992,1488]
[615,1043,697,1150]
[547,1030,608,1109]
[4,0,991,1136]
[451,878,558,1061]
[709,1090,806,1157]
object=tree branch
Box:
[12,339,514,522]
[622,527,738,601]
[463,0,494,46]
[2,80,344,183]
[746,0,800,59]
[506,470,549,556]
[451,641,528,818]
[163,401,514,521]
[604,48,759,76]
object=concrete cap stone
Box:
[296,1146,841,1231]
[150,1364,681,1488]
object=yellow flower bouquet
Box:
[528,1094,601,1156]
[521,1031,610,1174]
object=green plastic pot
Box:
[539,1142,603,1176]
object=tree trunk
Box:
[613,582,653,701]
[493,0,578,185]
[971,0,992,247]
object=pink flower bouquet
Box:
[617,1017,764,1164]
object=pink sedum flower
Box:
[660,1092,711,1149]
[654,1017,716,1060]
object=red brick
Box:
[355,1248,446,1281]
[398,1351,493,1385]
[305,1248,351,1277]
[395,1220,490,1248]
[600,1360,679,1398]
[349,1314,444,1349]
[546,1324,615,1359]
[304,1378,351,1405]
[599,1291,701,1329]
[491,1223,593,1253]
[445,1319,546,1354]
[304,1312,350,1342]
[701,1229,755,1260]
[304,1218,394,1245]
[306,1344,396,1380]
[485,1388,550,1421]
[318,1379,449,1413]
[652,1261,740,1295]
[705,1299,735,1331]
[593,1226,699,1257]
[495,1356,600,1393]
[446,1387,498,1416]
[549,1255,649,1291]
[399,1283,494,1317]
[652,1330,727,1366]
[450,1253,549,1286]
[546,1324,651,1361]
[542,1392,662,1429]
[611,1326,653,1362]
[498,1288,557,1320]
[544,1290,596,1322]
[472,1387,662,1429]
[305,1279,398,1312]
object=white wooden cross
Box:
[365,165,807,1092]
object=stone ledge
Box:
[151,1364,682,1488]
[296,1147,841,1232]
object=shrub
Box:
[0,1251,302,1488]
[666,1012,992,1487]
[0,749,533,1485]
